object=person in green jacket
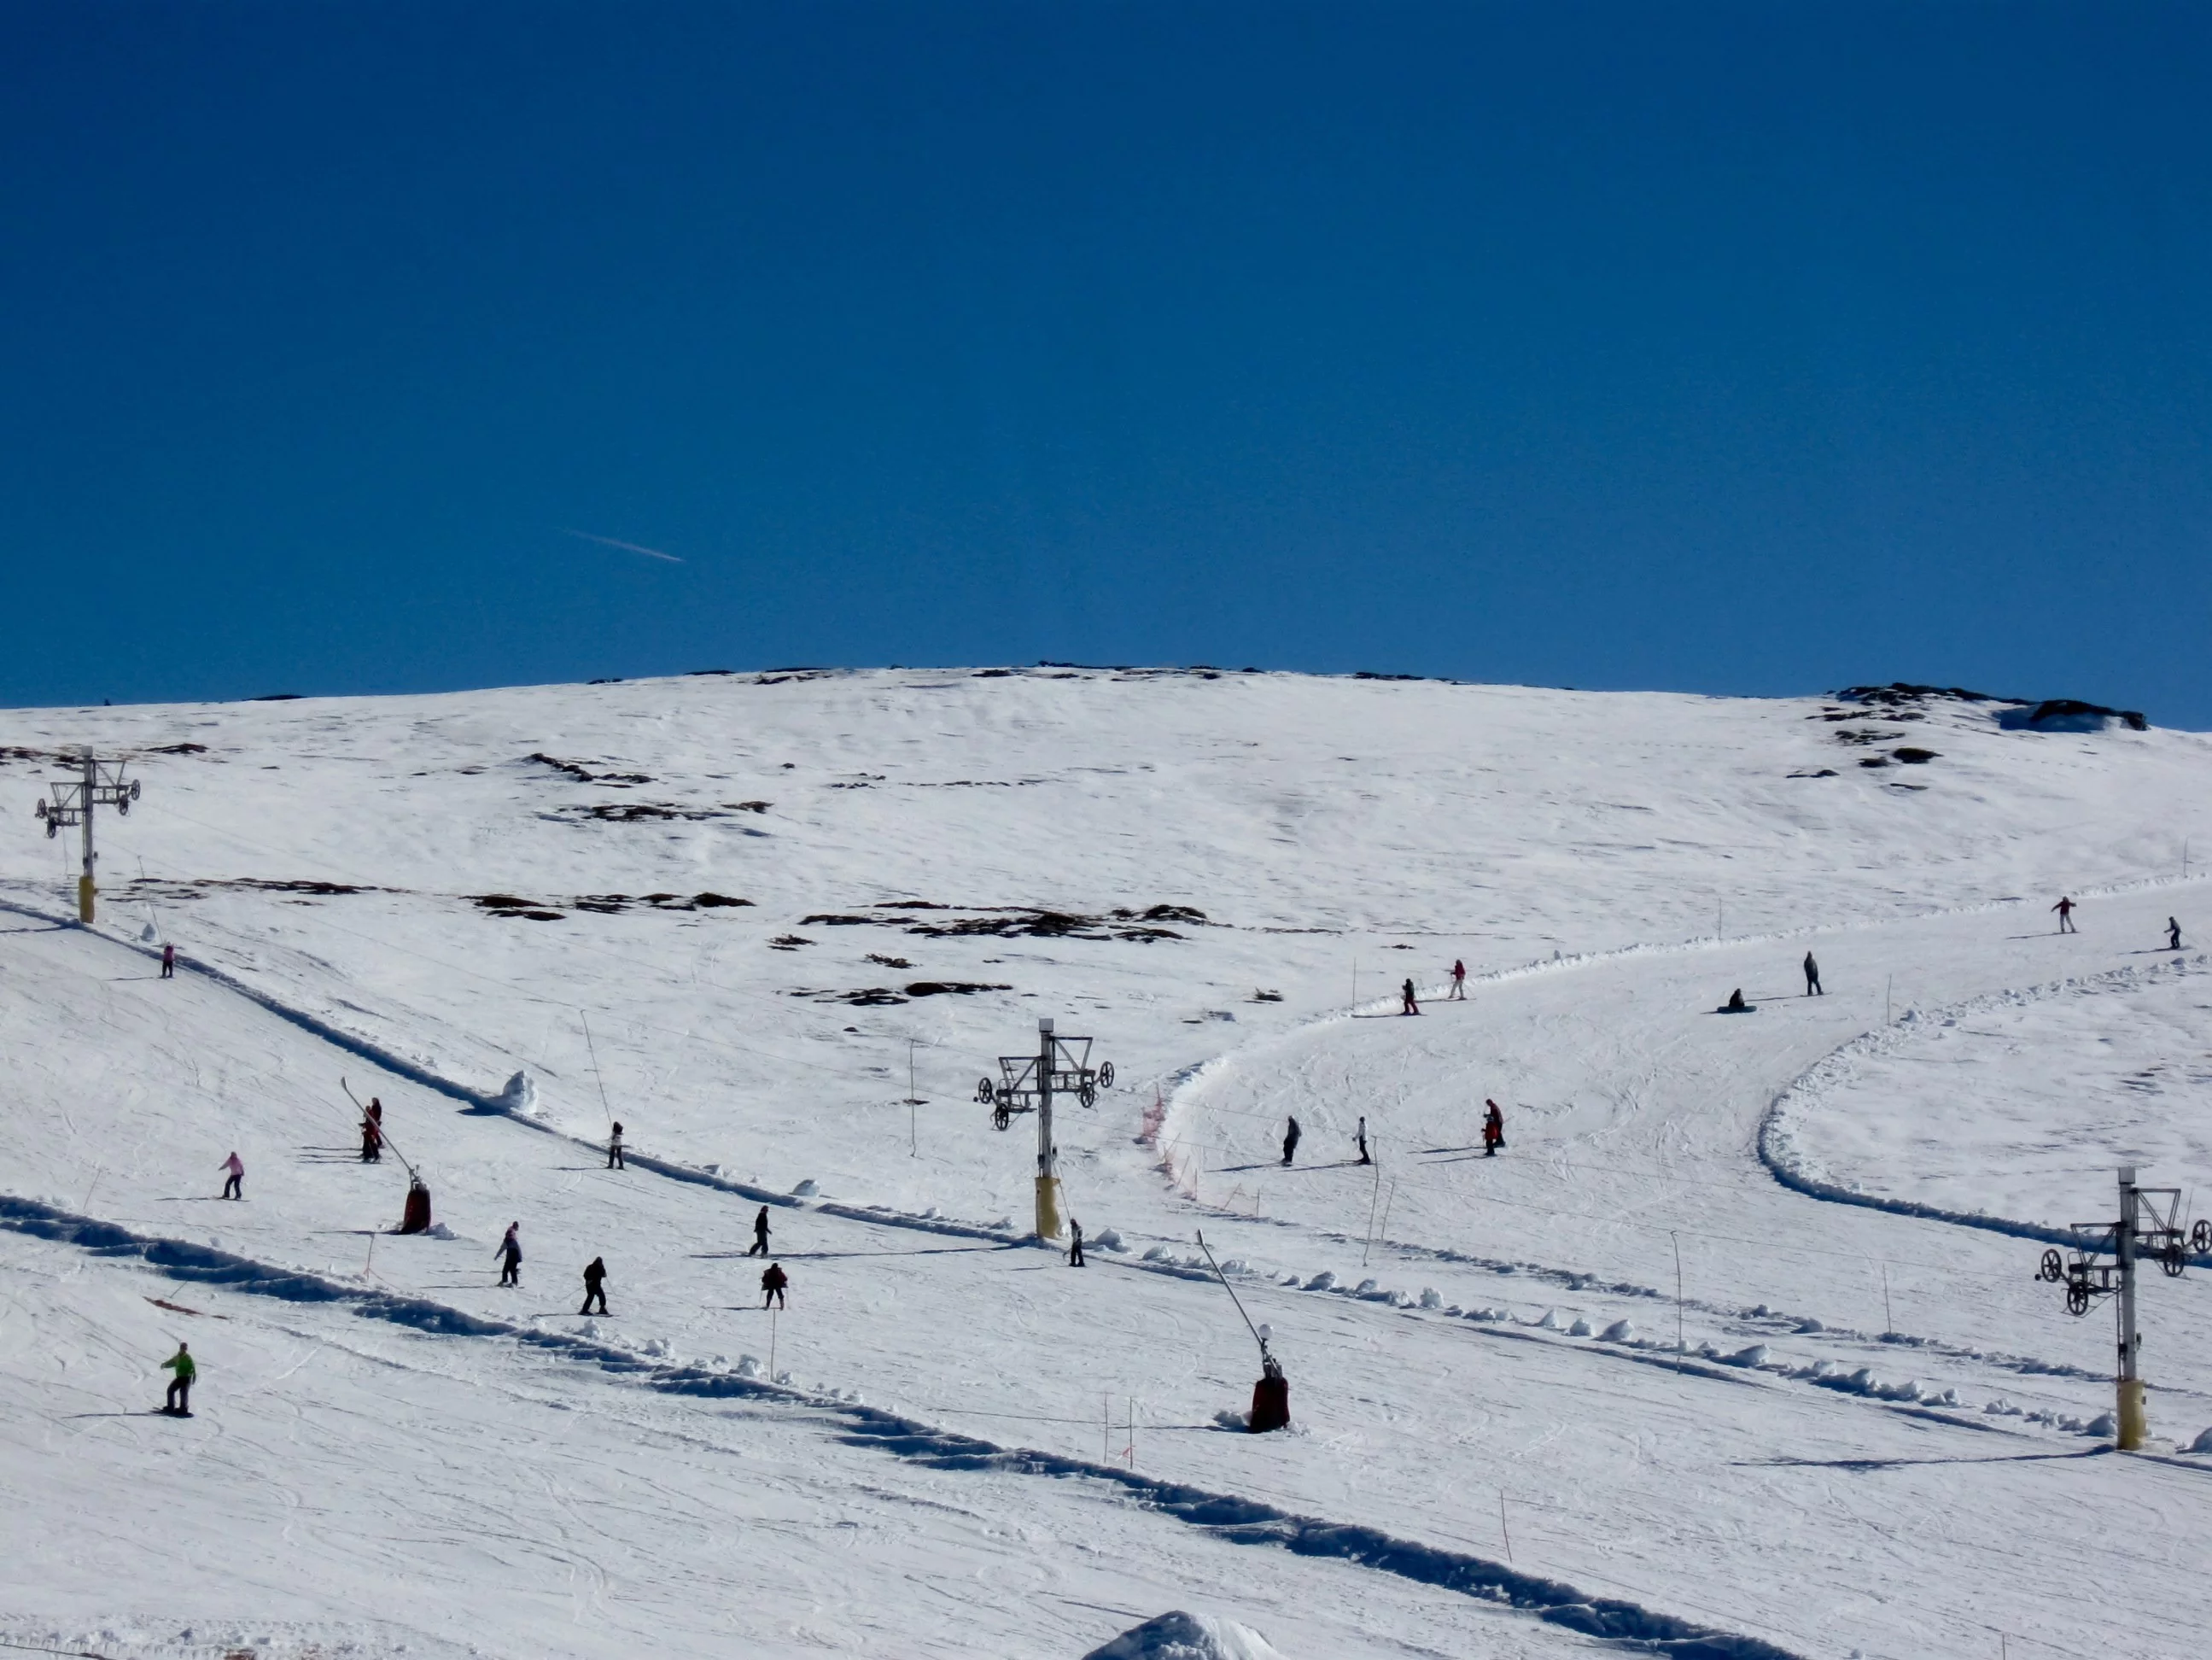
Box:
[161,1342,196,1415]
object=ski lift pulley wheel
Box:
[1097,1061,1114,1088]
[2036,1249,2063,1283]
[1077,1083,1097,1108]
[2065,1280,2091,1317]
[2162,1242,2187,1277]
[2195,1219,2212,1254]
[976,1076,995,1105]
[991,1102,1012,1131]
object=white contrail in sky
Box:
[557,528,685,564]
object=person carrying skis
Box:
[580,1256,609,1315]
[2053,896,2076,933]
[1448,960,1467,1000]
[1803,951,1823,996]
[2168,916,2183,950]
[360,1100,383,1164]
[1281,1116,1301,1166]
[1068,1218,1086,1267]
[161,943,176,979]
[762,1261,788,1309]
[747,1206,772,1257]
[1401,978,1420,1015]
[1356,1115,1370,1166]
[219,1152,244,1201]
[606,1121,625,1172]
[160,1342,196,1415]
[496,1222,522,1287]
[1483,1100,1504,1157]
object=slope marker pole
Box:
[1670,1230,1684,1368]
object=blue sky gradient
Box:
[4,3,2209,720]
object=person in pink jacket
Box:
[219,1152,244,1201]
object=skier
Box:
[1068,1218,1086,1267]
[1356,1115,1370,1166]
[1803,952,1823,996]
[2053,896,2076,934]
[219,1151,244,1201]
[360,1099,383,1164]
[762,1261,788,1310]
[160,943,176,979]
[580,1256,609,1316]
[606,1121,625,1172]
[2168,916,2183,951]
[747,1206,772,1257]
[1483,1100,1504,1157]
[1401,978,1420,1015]
[1448,960,1467,1000]
[1281,1116,1301,1166]
[496,1221,522,1288]
[160,1342,195,1416]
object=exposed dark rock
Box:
[1893,747,1940,764]
[1999,699,2147,734]
[904,981,1013,997]
[866,954,913,969]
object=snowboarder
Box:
[606,1121,625,1171]
[1400,978,1420,1015]
[360,1099,383,1164]
[1483,1100,1504,1157]
[1281,1116,1301,1166]
[160,942,176,979]
[1803,952,1823,996]
[219,1151,243,1201]
[2053,896,2076,933]
[580,1256,609,1316]
[1448,960,1467,1000]
[2168,916,2183,951]
[1068,1218,1086,1267]
[1355,1115,1370,1166]
[747,1206,772,1257]
[762,1261,788,1309]
[496,1222,522,1287]
[160,1342,195,1415]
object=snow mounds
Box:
[493,1069,538,1114]
[1083,1610,1283,1660]
[2185,1426,2212,1454]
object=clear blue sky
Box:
[5,4,2209,721]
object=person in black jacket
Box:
[762,1262,788,1309]
[580,1256,609,1315]
[1281,1116,1301,1166]
[747,1207,772,1256]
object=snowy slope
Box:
[3,668,2210,1660]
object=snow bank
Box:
[1083,1610,1284,1660]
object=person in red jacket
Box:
[1482,1100,1505,1157]
[1448,960,1467,1000]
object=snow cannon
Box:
[1249,1323,1290,1434]
[399,1177,432,1235]
[1195,1230,1292,1433]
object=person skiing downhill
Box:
[2168,916,2183,950]
[580,1256,609,1315]
[1068,1218,1086,1267]
[1448,960,1467,1000]
[2053,896,2076,933]
[1803,952,1823,996]
[1356,1115,1370,1166]
[1483,1100,1504,1157]
[219,1152,243,1201]
[1281,1116,1301,1166]
[1401,978,1420,1016]
[160,1342,195,1415]
[160,943,176,979]
[762,1262,788,1309]
[360,1100,383,1164]
[747,1207,772,1257]
[496,1222,522,1287]
[606,1121,625,1171]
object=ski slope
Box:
[3,668,2210,1659]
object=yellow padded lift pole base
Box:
[1034,1174,1064,1242]
[2117,1378,2148,1450]
[77,875,96,925]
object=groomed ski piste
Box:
[2,667,2209,1660]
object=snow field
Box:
[5,669,2212,1657]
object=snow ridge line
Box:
[0,1190,1801,1660]
[1758,953,2212,1258]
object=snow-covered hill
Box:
[3,668,2208,1659]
